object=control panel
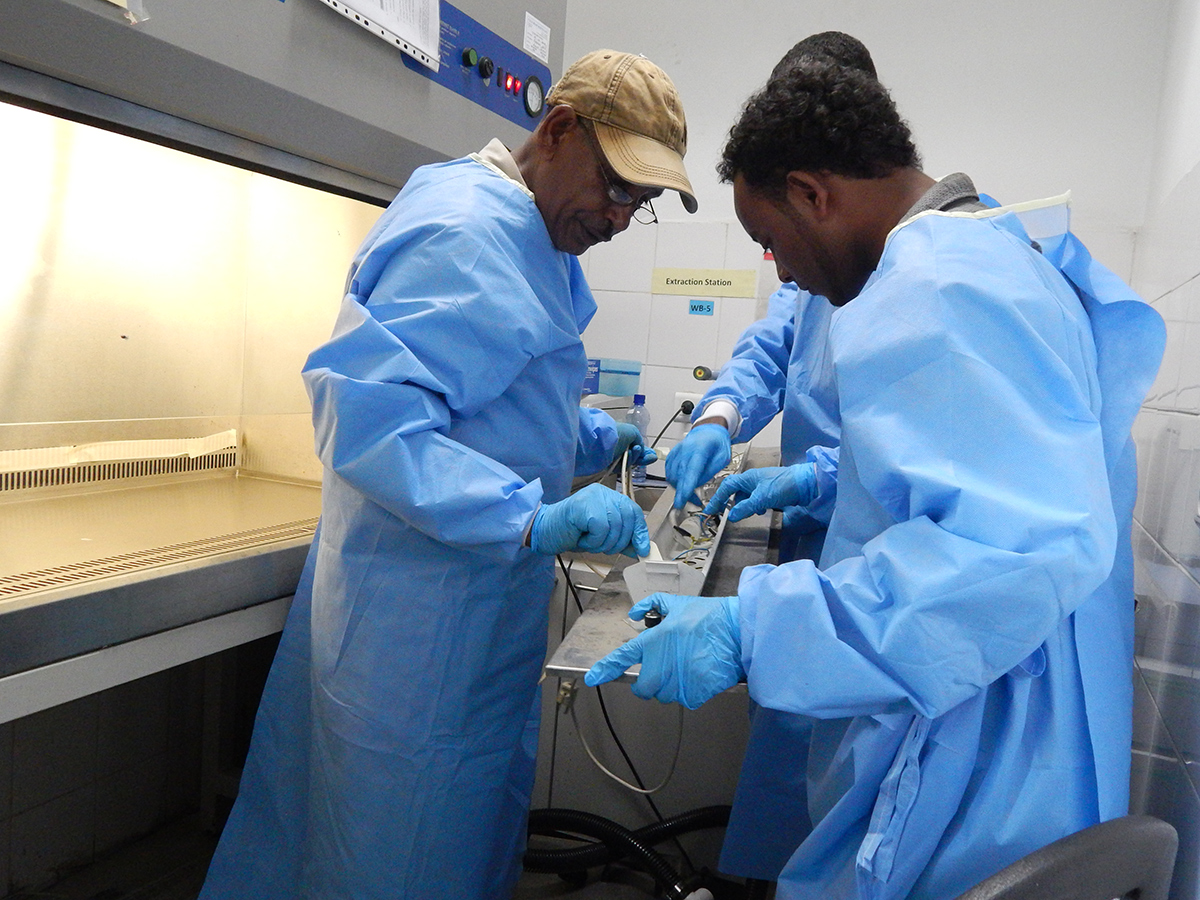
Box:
[402,2,551,131]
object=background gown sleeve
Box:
[302,218,565,560]
[739,222,1119,721]
[575,407,620,476]
[698,283,798,440]
[795,444,839,527]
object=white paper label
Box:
[523,12,550,64]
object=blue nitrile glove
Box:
[703,463,818,523]
[665,423,732,509]
[613,422,657,468]
[584,593,743,710]
[530,483,651,558]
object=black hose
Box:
[744,877,772,900]
[637,804,730,849]
[525,805,731,873]
[524,808,689,899]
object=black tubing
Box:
[526,805,731,872]
[637,804,730,847]
[525,808,687,899]
[744,877,771,900]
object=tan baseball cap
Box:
[547,50,697,214]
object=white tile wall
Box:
[12,697,97,815]
[1145,320,1186,408]
[1070,222,1137,285]
[1132,162,1200,306]
[647,295,721,369]
[1152,281,1192,324]
[1131,411,1163,524]
[0,816,9,896]
[10,787,94,891]
[1127,56,1200,877]
[94,755,169,856]
[716,296,760,363]
[1177,322,1200,413]
[724,227,765,273]
[641,364,709,445]
[1130,135,1200,571]
[96,674,170,778]
[1188,275,1200,323]
[583,290,652,362]
[578,218,789,460]
[0,666,209,895]
[655,221,729,269]
[583,226,658,292]
[1139,415,1179,548]
[0,722,10,823]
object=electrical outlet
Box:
[656,392,704,448]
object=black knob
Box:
[461,47,478,67]
[478,56,494,79]
[643,608,664,628]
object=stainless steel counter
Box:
[0,470,319,679]
[545,451,777,683]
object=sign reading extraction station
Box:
[652,268,757,298]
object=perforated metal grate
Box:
[0,451,238,493]
[0,516,318,599]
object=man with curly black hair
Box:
[666,34,888,886]
[667,36,879,539]
[590,59,1164,899]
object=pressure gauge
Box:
[523,76,545,118]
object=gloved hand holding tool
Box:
[664,422,732,509]
[584,592,744,709]
[530,483,651,558]
[702,463,817,523]
[613,422,657,468]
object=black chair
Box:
[955,815,1178,900]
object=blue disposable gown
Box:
[701,282,840,468]
[199,155,617,900]
[698,282,839,563]
[736,208,1163,899]
[698,283,840,877]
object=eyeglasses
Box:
[579,120,660,225]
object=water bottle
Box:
[624,394,651,485]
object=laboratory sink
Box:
[545,448,779,683]
[632,484,666,512]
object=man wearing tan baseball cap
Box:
[505,48,697,254]
[198,50,694,900]
[546,49,698,214]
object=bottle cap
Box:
[633,394,646,404]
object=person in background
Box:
[589,57,1163,899]
[664,31,877,567]
[199,49,697,900]
[669,32,874,883]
